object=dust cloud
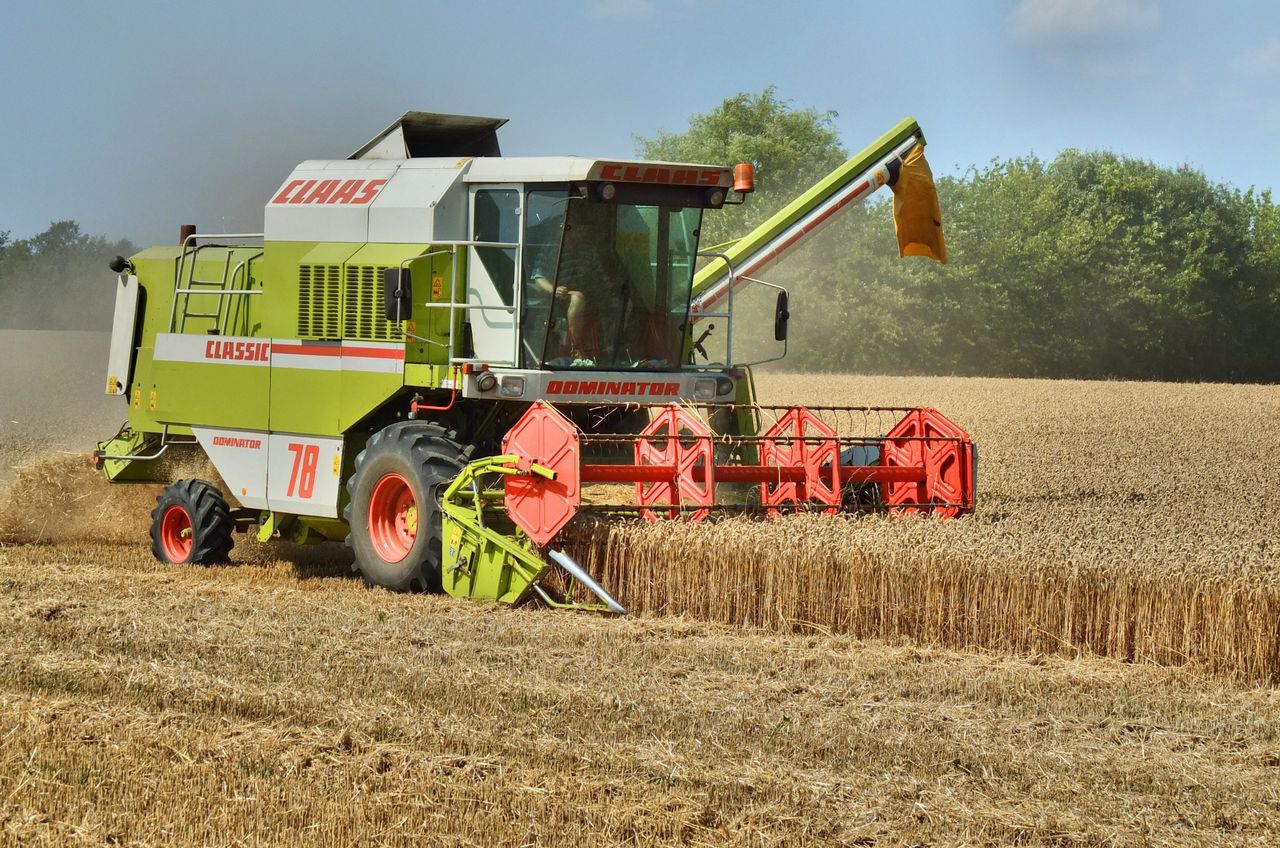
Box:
[0,330,145,541]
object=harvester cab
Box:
[95,110,975,613]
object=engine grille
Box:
[343,265,403,342]
[297,264,341,340]
[296,263,404,342]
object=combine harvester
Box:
[96,111,975,613]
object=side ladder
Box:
[169,233,265,335]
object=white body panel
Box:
[266,433,344,518]
[466,266,517,365]
[367,160,469,243]
[466,185,518,365]
[106,273,140,395]
[264,156,733,245]
[192,427,270,510]
[464,157,733,186]
[464,157,593,184]
[154,333,271,366]
[264,159,398,243]
[340,340,406,374]
[193,426,343,518]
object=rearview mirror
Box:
[383,267,412,322]
[774,290,790,342]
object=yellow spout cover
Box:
[890,144,947,264]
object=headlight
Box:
[715,376,734,397]
[499,376,525,398]
[475,372,498,392]
[693,378,716,401]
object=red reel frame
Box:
[499,401,977,547]
[503,402,581,546]
[635,406,715,521]
[881,408,976,518]
[759,407,840,515]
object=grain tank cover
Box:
[351,112,506,160]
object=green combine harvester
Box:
[96,111,975,613]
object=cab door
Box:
[467,186,521,365]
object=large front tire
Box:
[150,479,234,565]
[344,423,469,592]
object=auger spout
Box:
[690,116,936,319]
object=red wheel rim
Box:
[160,504,194,562]
[368,473,418,563]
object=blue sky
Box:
[2,0,1278,245]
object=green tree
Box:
[0,221,135,330]
[639,92,1280,382]
[636,87,848,246]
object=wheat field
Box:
[561,372,1280,683]
[3,331,1280,845]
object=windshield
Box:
[522,190,702,370]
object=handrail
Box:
[169,233,264,333]
[394,239,525,369]
[694,251,736,366]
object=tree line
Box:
[640,89,1280,383]
[0,221,135,330]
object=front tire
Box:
[345,422,469,592]
[150,479,234,565]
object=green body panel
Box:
[269,369,340,435]
[690,116,924,298]
[120,238,474,446]
[255,511,347,543]
[123,247,270,434]
[156,360,272,429]
[125,342,161,435]
[254,240,461,366]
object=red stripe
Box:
[269,343,404,361]
[342,346,405,360]
[271,343,341,357]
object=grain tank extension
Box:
[96,111,975,611]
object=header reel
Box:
[439,400,976,612]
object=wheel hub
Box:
[368,472,417,563]
[160,504,194,562]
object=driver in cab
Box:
[530,220,626,364]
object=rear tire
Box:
[150,479,234,565]
[344,422,470,592]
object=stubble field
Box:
[2,330,1279,846]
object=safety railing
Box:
[169,233,265,334]
[393,239,523,369]
[691,251,789,369]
